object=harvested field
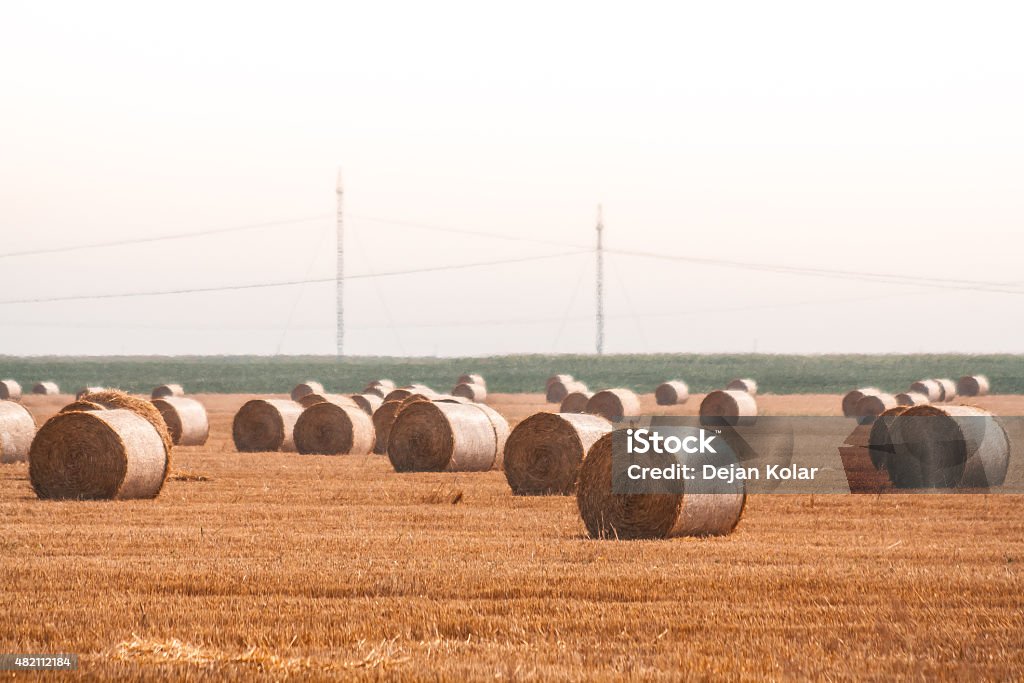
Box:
[2,392,1024,680]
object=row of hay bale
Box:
[0,380,60,398]
[842,375,991,420]
[548,374,758,409]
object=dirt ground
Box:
[2,393,1023,680]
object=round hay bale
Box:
[472,403,510,468]
[957,375,990,397]
[895,392,929,407]
[655,381,689,406]
[867,405,909,471]
[387,402,507,472]
[294,401,375,455]
[32,382,60,396]
[151,384,185,399]
[0,379,22,400]
[547,379,588,404]
[908,379,942,402]
[842,387,880,418]
[503,412,612,495]
[297,393,356,410]
[699,390,758,426]
[560,391,593,414]
[726,378,758,395]
[350,393,383,415]
[457,373,486,387]
[151,397,209,447]
[889,405,1009,489]
[232,399,303,453]
[364,379,395,393]
[59,400,106,414]
[79,390,174,458]
[30,409,168,499]
[0,401,35,464]
[362,385,387,398]
[434,395,472,404]
[585,389,641,422]
[576,431,746,539]
[371,400,404,454]
[290,381,325,401]
[853,393,897,422]
[546,374,574,390]
[452,382,486,403]
[76,387,105,400]
[384,385,436,403]
[934,378,957,402]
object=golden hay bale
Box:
[655,381,689,406]
[888,405,1009,489]
[585,389,641,421]
[895,392,930,407]
[59,400,106,414]
[151,384,185,399]
[457,373,486,387]
[79,390,174,458]
[297,393,356,409]
[290,381,325,401]
[384,385,435,402]
[0,379,22,400]
[699,390,758,426]
[294,401,375,455]
[547,379,588,404]
[934,378,957,402]
[350,393,383,415]
[853,393,897,422]
[434,395,472,404]
[151,397,209,447]
[372,400,404,454]
[560,391,593,414]
[0,401,35,464]
[232,399,303,453]
[867,405,909,471]
[387,401,508,472]
[32,381,60,395]
[503,412,612,495]
[76,386,105,400]
[546,373,574,389]
[576,431,746,539]
[472,403,510,468]
[908,379,943,402]
[726,378,758,395]
[452,382,487,402]
[841,387,880,417]
[957,375,990,397]
[30,409,168,500]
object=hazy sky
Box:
[2,1,1022,356]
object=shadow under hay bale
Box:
[0,401,35,464]
[232,399,303,453]
[503,412,612,495]
[294,401,375,455]
[151,397,209,447]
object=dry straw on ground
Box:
[842,387,880,417]
[32,381,60,395]
[503,412,611,495]
[294,400,375,455]
[151,383,185,399]
[351,393,383,415]
[452,382,486,402]
[699,390,758,426]
[387,401,508,472]
[934,378,957,402]
[30,409,168,500]
[853,393,897,422]
[655,381,689,406]
[888,405,1009,489]
[726,378,758,395]
[290,381,325,401]
[576,431,746,539]
[957,375,990,397]
[457,373,486,387]
[546,379,587,403]
[895,392,930,406]
[909,379,943,402]
[297,393,357,409]
[79,389,174,459]
[232,399,303,453]
[586,389,641,421]
[559,390,593,413]
[151,397,209,447]
[0,400,35,463]
[0,379,21,400]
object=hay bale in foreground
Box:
[0,401,35,464]
[30,409,167,499]
[79,390,174,458]
[504,412,612,495]
[655,381,689,406]
[547,379,588,404]
[867,405,910,471]
[387,401,508,472]
[294,401,375,455]
[560,391,593,414]
[457,373,486,387]
[297,393,356,409]
[908,379,942,402]
[957,375,990,397]
[151,397,209,447]
[32,382,60,395]
[576,431,746,539]
[452,382,486,403]
[934,378,957,402]
[151,384,185,399]
[290,381,325,401]
[842,387,880,417]
[372,400,404,454]
[700,390,758,426]
[59,400,106,414]
[895,392,929,407]
[586,389,641,421]
[726,378,758,395]
[854,393,897,422]
[232,399,303,452]
[350,393,383,415]
[888,405,1009,489]
[0,380,22,400]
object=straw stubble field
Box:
[2,393,1024,680]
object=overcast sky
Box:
[1,1,1022,356]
